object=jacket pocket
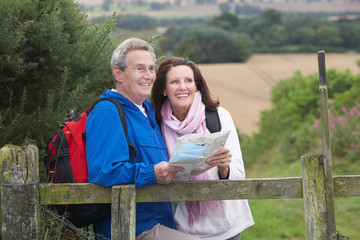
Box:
[138,132,166,149]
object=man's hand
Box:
[154,162,184,184]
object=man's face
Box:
[114,49,156,105]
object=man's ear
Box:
[112,65,123,83]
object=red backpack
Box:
[43,97,137,228]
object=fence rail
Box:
[1,144,359,239]
[39,175,360,204]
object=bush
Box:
[241,66,360,170]
[0,0,117,149]
[315,102,360,164]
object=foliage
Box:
[337,231,351,240]
[265,24,289,47]
[90,14,207,31]
[315,25,342,48]
[113,14,157,31]
[102,0,113,11]
[158,25,254,63]
[262,8,282,27]
[208,12,240,31]
[0,0,117,149]
[156,10,360,58]
[241,67,360,171]
[315,102,360,164]
[219,2,231,13]
[150,1,170,10]
[234,4,262,16]
[339,23,360,51]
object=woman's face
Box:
[164,65,197,121]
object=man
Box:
[86,38,200,240]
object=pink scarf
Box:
[161,91,220,227]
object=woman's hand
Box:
[205,148,232,179]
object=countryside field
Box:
[75,0,360,18]
[199,53,360,135]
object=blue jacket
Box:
[86,89,175,237]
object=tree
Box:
[0,0,117,148]
[315,25,342,48]
[150,2,170,10]
[340,24,360,50]
[265,24,289,47]
[174,34,207,63]
[235,4,262,16]
[219,2,231,13]
[114,15,157,31]
[210,12,239,30]
[262,9,282,27]
[103,0,113,11]
[167,25,253,63]
[292,26,315,44]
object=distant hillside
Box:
[76,0,360,19]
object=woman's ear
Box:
[163,90,167,97]
[112,65,123,83]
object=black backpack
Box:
[205,108,221,133]
[43,97,137,228]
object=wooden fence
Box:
[1,51,360,239]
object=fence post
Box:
[111,185,136,240]
[317,50,336,239]
[302,154,336,240]
[0,144,40,239]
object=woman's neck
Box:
[172,108,188,122]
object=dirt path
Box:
[199,53,360,135]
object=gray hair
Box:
[111,38,156,84]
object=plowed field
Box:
[199,53,360,135]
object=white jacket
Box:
[172,107,254,240]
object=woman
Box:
[151,57,254,240]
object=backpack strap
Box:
[87,97,138,158]
[205,108,221,133]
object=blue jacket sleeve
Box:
[85,103,158,188]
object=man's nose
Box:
[143,69,153,78]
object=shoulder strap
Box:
[87,97,137,158]
[205,108,221,133]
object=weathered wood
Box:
[333,175,360,197]
[39,175,360,205]
[0,144,40,240]
[111,185,136,240]
[39,177,303,204]
[40,182,111,205]
[317,50,337,239]
[302,154,336,240]
[136,177,303,202]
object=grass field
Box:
[241,159,360,240]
